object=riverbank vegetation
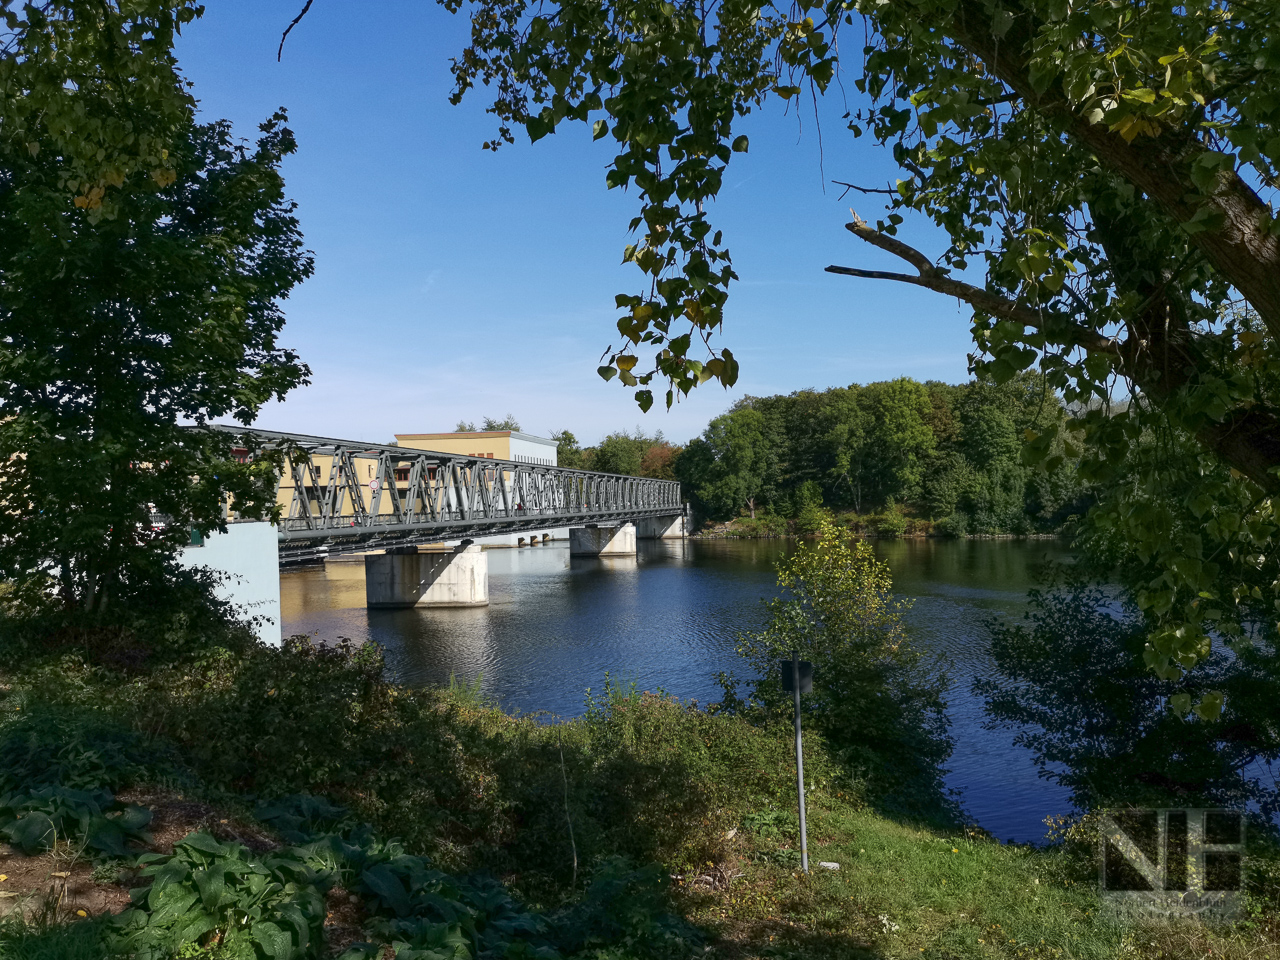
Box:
[676,374,1084,537]
[2,533,1278,958]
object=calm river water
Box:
[280,538,1073,843]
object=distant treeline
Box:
[552,429,680,481]
[563,374,1090,536]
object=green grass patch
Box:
[0,916,110,960]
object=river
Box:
[280,537,1074,844]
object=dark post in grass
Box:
[781,650,814,873]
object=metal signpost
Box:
[780,651,814,873]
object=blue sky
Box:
[176,2,975,447]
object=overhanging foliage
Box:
[442,0,1280,704]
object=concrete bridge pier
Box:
[569,522,637,557]
[365,542,488,608]
[635,513,686,540]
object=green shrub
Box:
[0,711,158,857]
[791,503,831,537]
[725,521,955,823]
[872,501,908,538]
[111,832,328,960]
[935,512,969,537]
[0,785,151,857]
[0,567,259,674]
[550,857,703,959]
[1,637,824,896]
[548,680,819,877]
[108,810,700,960]
[0,710,166,794]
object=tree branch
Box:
[278,0,314,62]
[832,180,897,198]
[827,215,1122,356]
[842,213,939,275]
[829,211,1280,494]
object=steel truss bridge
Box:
[208,426,684,564]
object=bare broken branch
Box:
[844,213,939,276]
[832,180,897,198]
[278,0,315,62]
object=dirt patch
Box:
[0,842,131,922]
[117,787,279,854]
[323,885,368,957]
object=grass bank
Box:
[0,618,1276,959]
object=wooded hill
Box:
[676,374,1086,534]
[551,375,1080,535]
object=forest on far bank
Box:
[554,373,1090,537]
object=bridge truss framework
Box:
[209,427,685,563]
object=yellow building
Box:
[394,431,558,466]
[275,430,559,519]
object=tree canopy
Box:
[445,0,1280,704]
[677,373,1081,531]
[0,2,311,610]
[680,405,773,519]
[453,415,522,431]
[577,428,679,478]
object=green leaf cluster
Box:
[112,832,327,960]
[0,785,151,858]
[444,0,839,407]
[0,3,312,612]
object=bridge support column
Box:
[635,514,686,540]
[569,523,637,557]
[365,543,488,608]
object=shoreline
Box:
[690,530,1068,542]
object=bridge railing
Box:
[203,425,683,544]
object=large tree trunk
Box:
[948,0,1280,340]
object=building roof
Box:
[394,430,558,448]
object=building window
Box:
[395,468,410,482]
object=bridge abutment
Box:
[365,543,488,608]
[569,522,637,557]
[635,513,686,540]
